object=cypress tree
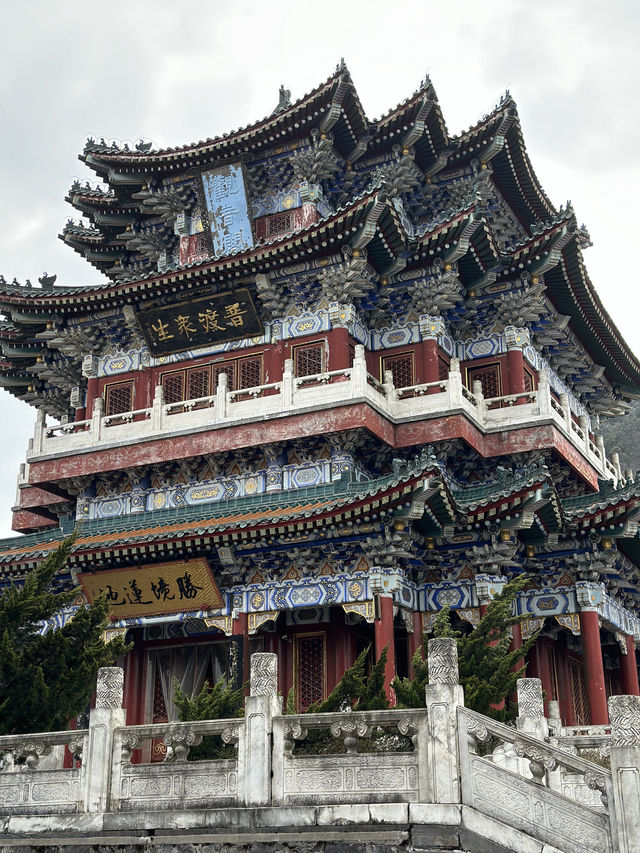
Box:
[393,574,539,720]
[0,535,130,734]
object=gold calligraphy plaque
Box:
[78,558,224,619]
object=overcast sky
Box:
[0,0,638,537]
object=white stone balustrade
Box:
[28,357,618,485]
[1,654,640,852]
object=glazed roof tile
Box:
[0,455,439,569]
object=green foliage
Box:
[174,676,245,760]
[285,685,296,715]
[393,575,539,721]
[311,644,389,713]
[0,535,130,734]
[173,677,245,723]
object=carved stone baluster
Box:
[330,719,371,754]
[513,739,557,785]
[281,721,307,756]
[465,717,489,754]
[67,735,85,763]
[397,715,417,747]
[163,726,202,762]
[221,723,241,750]
[120,732,139,763]
[14,741,50,769]
[584,767,608,808]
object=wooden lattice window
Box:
[104,381,133,415]
[382,352,414,389]
[294,342,324,377]
[438,355,450,381]
[467,363,502,399]
[187,367,210,400]
[267,211,293,237]
[569,658,590,725]
[295,634,326,711]
[238,356,262,389]
[523,367,535,393]
[152,668,167,722]
[161,372,185,405]
[151,667,168,763]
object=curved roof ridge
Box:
[370,73,439,125]
[82,62,355,165]
[451,91,516,142]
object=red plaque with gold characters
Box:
[77,558,224,619]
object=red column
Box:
[232,612,251,696]
[86,376,99,417]
[509,621,525,673]
[620,635,640,696]
[329,327,351,371]
[581,609,608,724]
[422,339,439,383]
[374,594,396,704]
[408,611,423,677]
[507,348,526,395]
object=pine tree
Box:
[393,575,539,720]
[0,535,130,734]
[173,677,245,722]
[311,644,389,713]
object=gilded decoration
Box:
[78,558,223,619]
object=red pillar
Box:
[86,376,99,417]
[408,611,423,677]
[507,348,526,395]
[422,339,439,385]
[374,594,396,704]
[581,609,608,724]
[509,621,525,673]
[620,635,640,696]
[329,327,351,371]
[233,612,251,696]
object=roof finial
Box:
[38,272,57,290]
[272,85,291,115]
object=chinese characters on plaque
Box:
[77,558,224,619]
[201,163,254,259]
[136,288,263,357]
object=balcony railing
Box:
[28,347,622,485]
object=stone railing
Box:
[27,349,619,484]
[1,652,639,852]
[272,707,428,805]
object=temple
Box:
[1,63,639,737]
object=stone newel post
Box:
[84,667,126,813]
[425,637,464,803]
[608,695,640,853]
[242,652,281,806]
[516,678,548,739]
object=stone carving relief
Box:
[517,678,544,718]
[428,637,459,684]
[609,694,640,746]
[250,652,278,696]
[96,666,124,709]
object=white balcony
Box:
[27,346,621,484]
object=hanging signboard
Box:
[200,163,254,258]
[78,557,224,620]
[136,287,263,356]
